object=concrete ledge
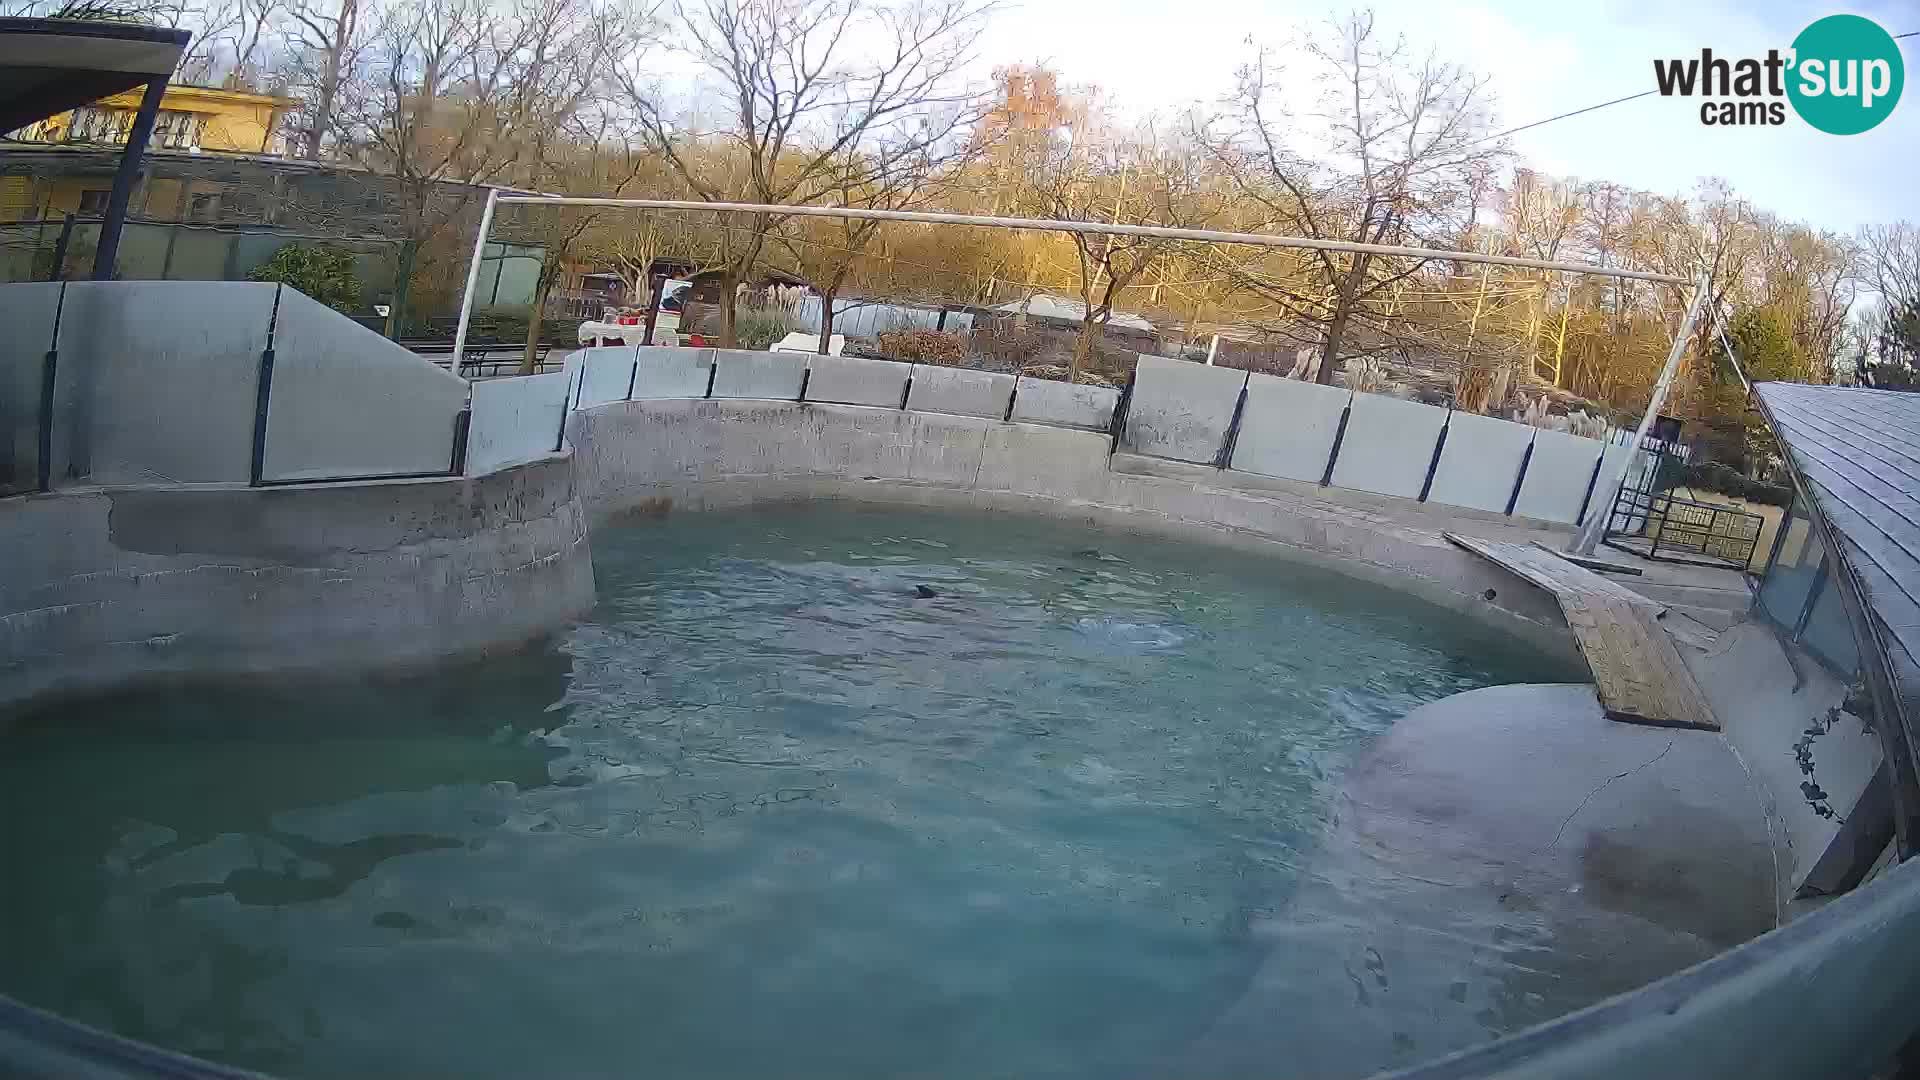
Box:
[566,398,1583,665]
[906,365,1014,418]
[802,354,911,407]
[0,453,595,709]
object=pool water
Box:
[0,505,1563,1079]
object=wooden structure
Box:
[1447,532,1719,730]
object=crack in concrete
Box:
[1543,736,1678,852]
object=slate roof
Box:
[1755,382,1920,733]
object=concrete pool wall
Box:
[564,396,1583,666]
[0,453,593,709]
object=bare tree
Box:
[1020,118,1215,380]
[283,0,367,157]
[1208,10,1503,383]
[611,0,992,347]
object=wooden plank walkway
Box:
[1447,533,1720,730]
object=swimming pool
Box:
[0,504,1566,1078]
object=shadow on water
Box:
[0,647,573,1071]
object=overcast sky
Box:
[969,0,1917,234]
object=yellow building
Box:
[19,83,295,155]
[1,84,298,224]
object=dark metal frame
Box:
[1602,484,1765,571]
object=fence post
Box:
[1320,400,1353,486]
[1417,410,1452,502]
[1503,435,1535,516]
[46,214,75,282]
[249,286,282,486]
[1573,449,1608,527]
[1107,370,1136,455]
[1214,378,1250,470]
[35,283,65,492]
[449,407,471,475]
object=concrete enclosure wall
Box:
[1009,377,1118,431]
[1230,374,1350,483]
[1329,392,1451,499]
[804,354,912,407]
[0,453,594,708]
[632,346,716,399]
[1428,411,1535,514]
[564,397,1581,667]
[571,346,639,409]
[712,350,807,400]
[907,366,1015,419]
[1121,355,1248,464]
[261,288,470,482]
[1514,428,1607,525]
[468,371,568,475]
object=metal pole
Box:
[1571,272,1711,556]
[451,187,500,376]
[46,213,75,281]
[492,196,1689,286]
[1206,333,1220,365]
[92,77,167,280]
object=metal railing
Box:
[1603,485,1765,571]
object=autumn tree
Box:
[1208,11,1504,384]
[612,0,992,347]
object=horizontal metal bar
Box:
[253,469,458,487]
[490,196,1689,285]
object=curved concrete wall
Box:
[0,454,594,708]
[565,397,1582,665]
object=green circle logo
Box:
[1787,14,1904,134]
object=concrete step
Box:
[1630,580,1753,613]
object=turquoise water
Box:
[0,505,1560,1078]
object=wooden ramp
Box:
[1447,533,1719,730]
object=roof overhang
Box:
[0,18,190,134]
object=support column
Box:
[91,77,167,281]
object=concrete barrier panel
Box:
[262,288,469,482]
[0,283,61,494]
[712,349,806,399]
[907,365,1015,419]
[1121,355,1247,464]
[1329,392,1450,499]
[468,372,569,474]
[50,281,274,486]
[1230,374,1351,482]
[1426,412,1535,513]
[1009,378,1118,431]
[632,347,716,399]
[1512,429,1607,524]
[573,346,638,407]
[804,354,911,407]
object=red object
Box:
[687,334,711,347]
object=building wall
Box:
[20,84,292,154]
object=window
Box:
[152,110,204,150]
[187,192,219,222]
[77,189,110,215]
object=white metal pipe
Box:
[1206,333,1220,365]
[491,196,1688,285]
[1571,273,1711,556]
[451,186,500,377]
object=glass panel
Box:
[1759,500,1824,631]
[1800,574,1861,675]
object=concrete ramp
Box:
[1447,533,1719,730]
